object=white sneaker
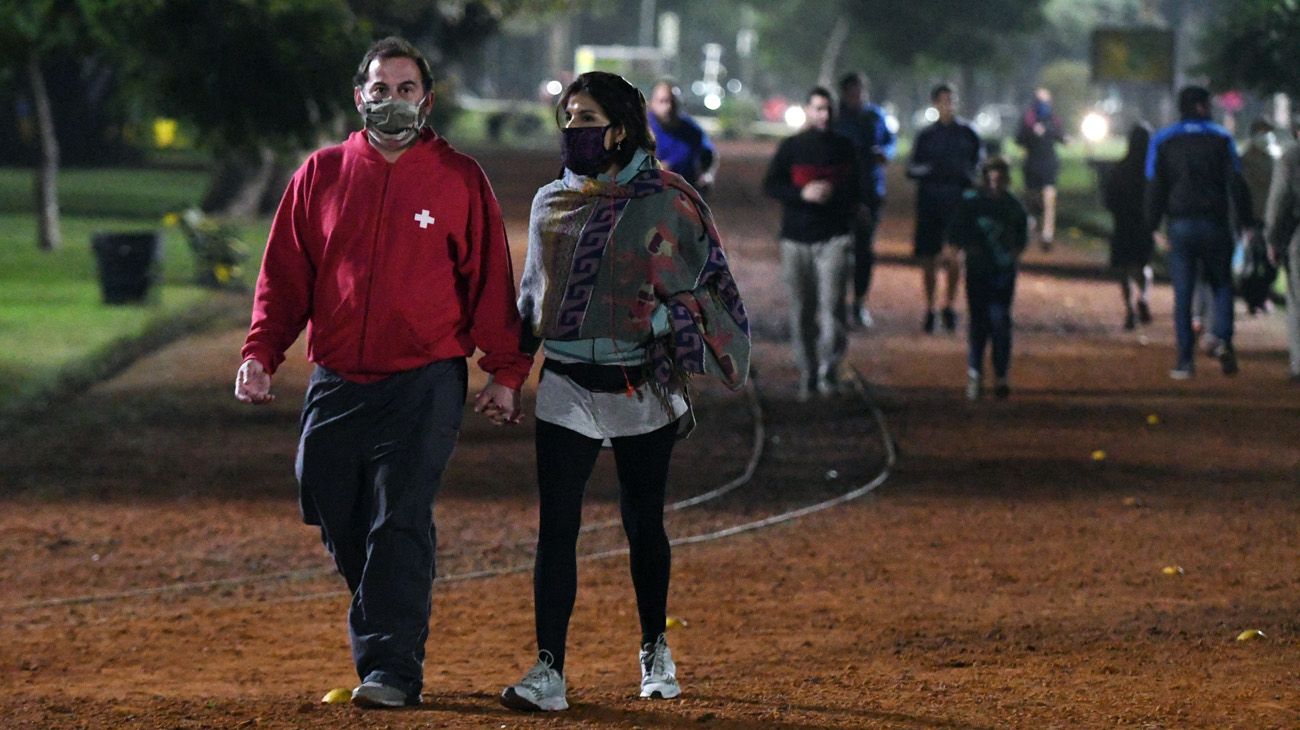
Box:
[500,651,568,712]
[639,634,681,699]
[857,304,875,330]
[350,681,418,708]
[965,368,982,401]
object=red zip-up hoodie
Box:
[241,129,532,389]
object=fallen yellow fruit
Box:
[665,616,688,629]
[1091,450,1107,461]
[1236,629,1266,641]
[321,687,352,704]
[1146,414,1160,426]
[1161,566,1184,576]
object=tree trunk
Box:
[28,50,61,252]
[960,65,980,124]
[201,146,277,218]
[818,16,850,90]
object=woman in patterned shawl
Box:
[500,71,750,713]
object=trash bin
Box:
[92,231,161,304]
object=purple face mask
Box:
[561,125,614,176]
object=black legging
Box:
[533,418,678,674]
[853,203,880,301]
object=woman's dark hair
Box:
[557,71,656,168]
[1121,122,1153,168]
[354,36,434,93]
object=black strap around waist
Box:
[542,358,647,393]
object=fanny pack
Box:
[542,358,647,393]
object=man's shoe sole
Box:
[499,687,568,712]
[350,682,420,709]
[350,694,412,709]
[640,683,681,700]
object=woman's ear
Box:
[609,125,627,149]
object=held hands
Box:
[474,377,522,426]
[801,180,834,204]
[234,358,275,405]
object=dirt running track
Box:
[2,142,1298,729]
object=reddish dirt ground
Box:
[2,143,1298,729]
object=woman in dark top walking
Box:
[1103,123,1155,331]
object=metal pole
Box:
[639,0,656,47]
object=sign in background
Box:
[1091,27,1175,85]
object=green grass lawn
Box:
[0,167,269,421]
[0,167,210,218]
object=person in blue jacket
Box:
[648,79,718,194]
[835,71,896,329]
[1145,85,1252,379]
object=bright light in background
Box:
[784,105,806,128]
[704,93,723,111]
[884,114,900,134]
[545,80,563,96]
[726,79,742,94]
[1081,112,1110,143]
[923,107,939,123]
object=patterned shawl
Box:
[518,165,750,390]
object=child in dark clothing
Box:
[948,157,1028,400]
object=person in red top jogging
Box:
[233,36,531,709]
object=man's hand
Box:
[474,378,522,425]
[801,180,833,204]
[235,358,275,405]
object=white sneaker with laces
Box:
[639,634,681,699]
[500,651,568,712]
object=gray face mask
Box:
[360,96,427,150]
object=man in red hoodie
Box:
[233,37,531,709]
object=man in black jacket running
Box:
[908,83,983,334]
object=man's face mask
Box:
[360,94,428,150]
[561,125,615,176]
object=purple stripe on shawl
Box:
[551,172,668,338]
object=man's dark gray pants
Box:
[296,358,467,700]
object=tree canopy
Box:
[1199,0,1300,98]
[97,0,363,154]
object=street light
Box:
[1081,112,1110,143]
[784,105,806,129]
